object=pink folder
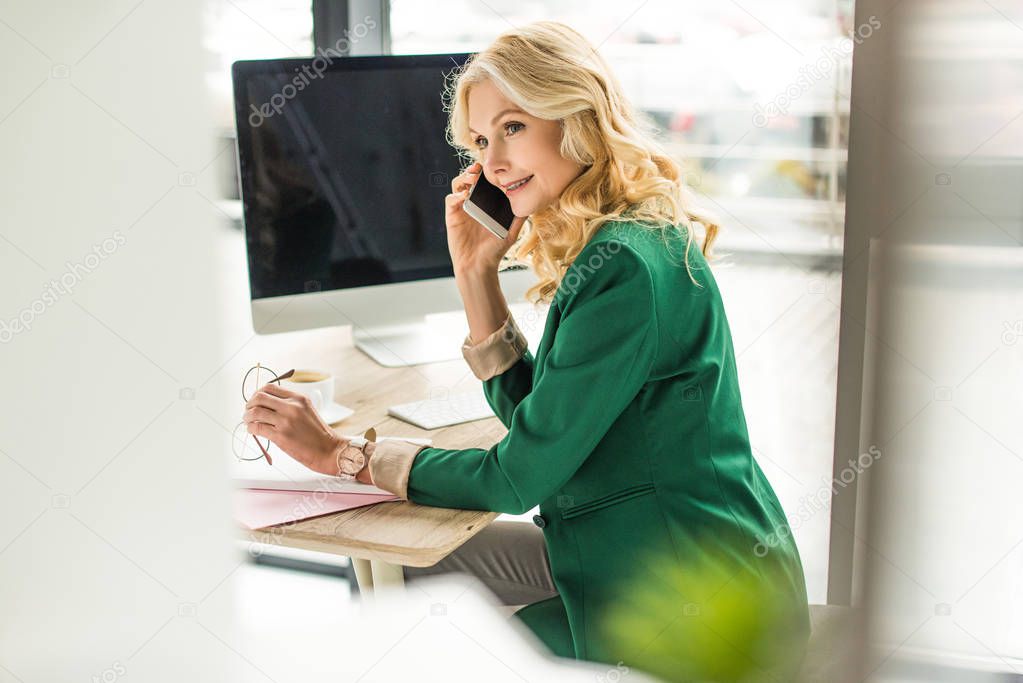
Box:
[234,488,399,530]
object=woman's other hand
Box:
[243,383,361,478]
[445,161,526,276]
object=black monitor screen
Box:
[233,54,471,300]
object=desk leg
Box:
[351,557,375,596]
[351,557,405,598]
[370,560,405,592]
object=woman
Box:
[243,21,809,672]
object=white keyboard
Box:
[387,387,495,430]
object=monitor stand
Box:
[352,304,548,368]
[352,319,467,367]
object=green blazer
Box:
[405,220,809,665]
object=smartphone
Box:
[462,170,515,240]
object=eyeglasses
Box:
[231,362,295,465]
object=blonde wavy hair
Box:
[444,20,721,303]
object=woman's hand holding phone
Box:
[445,162,526,276]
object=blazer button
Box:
[532,514,547,529]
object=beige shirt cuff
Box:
[365,439,429,500]
[461,314,529,381]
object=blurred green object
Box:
[599,547,810,682]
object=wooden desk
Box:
[240,322,505,593]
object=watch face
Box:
[339,456,364,478]
[337,443,366,477]
[347,450,366,473]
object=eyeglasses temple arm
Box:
[251,435,273,466]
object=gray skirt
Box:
[402,520,559,608]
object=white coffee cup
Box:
[280,369,334,412]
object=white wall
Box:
[0,2,242,679]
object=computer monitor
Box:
[232,53,537,367]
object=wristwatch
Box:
[335,428,376,480]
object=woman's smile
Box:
[502,174,534,195]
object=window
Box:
[202,0,314,132]
[201,0,861,602]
